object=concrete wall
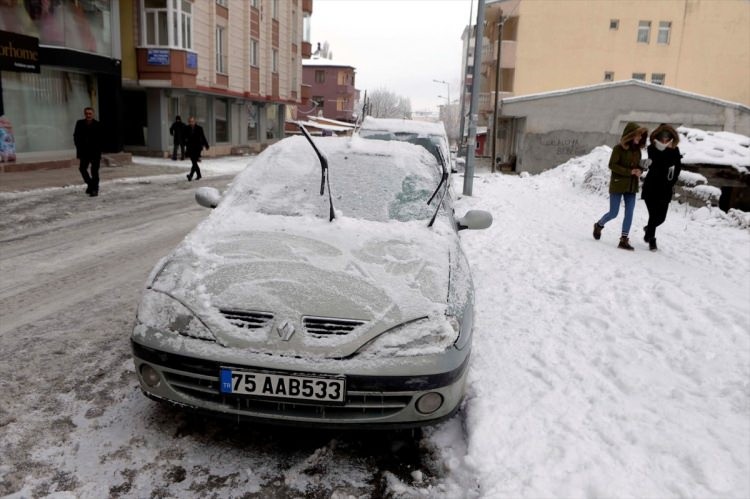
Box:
[501,83,750,173]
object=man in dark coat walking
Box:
[183,116,209,181]
[73,107,103,196]
[642,124,682,251]
[169,115,186,160]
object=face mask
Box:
[655,140,671,151]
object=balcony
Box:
[302,0,313,14]
[301,41,312,59]
[136,48,197,87]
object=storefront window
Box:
[185,95,208,128]
[247,104,259,141]
[0,0,113,57]
[2,68,96,154]
[266,105,278,139]
[215,98,229,142]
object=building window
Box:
[272,49,279,73]
[303,13,311,42]
[272,0,279,19]
[250,39,259,67]
[250,0,258,8]
[216,0,227,6]
[637,21,651,43]
[215,26,226,73]
[315,70,325,83]
[632,73,646,81]
[180,0,192,49]
[145,0,168,46]
[604,71,614,82]
[658,21,671,44]
[651,73,665,85]
[215,98,229,142]
[312,96,324,108]
[609,19,619,30]
[143,0,192,49]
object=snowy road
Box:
[1,147,748,498]
[0,171,448,498]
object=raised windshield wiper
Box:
[298,124,336,221]
[428,146,449,228]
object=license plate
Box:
[219,368,345,403]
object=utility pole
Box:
[458,0,474,152]
[490,18,504,173]
[463,0,485,196]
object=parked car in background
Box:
[131,134,492,428]
[358,116,455,172]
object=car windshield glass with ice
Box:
[224,135,442,222]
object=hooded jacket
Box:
[608,122,648,194]
[643,124,682,202]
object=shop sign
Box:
[147,49,170,66]
[0,30,40,73]
[186,52,197,69]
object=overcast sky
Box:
[310,0,474,113]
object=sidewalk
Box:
[0,161,189,193]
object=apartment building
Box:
[298,50,358,123]
[0,1,123,168]
[466,0,749,128]
[120,0,313,156]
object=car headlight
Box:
[356,315,459,358]
[136,289,216,341]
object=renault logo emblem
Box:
[276,320,295,341]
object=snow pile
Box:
[678,126,750,169]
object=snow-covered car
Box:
[131,133,492,428]
[358,116,455,172]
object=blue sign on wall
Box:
[147,49,170,66]
[186,52,197,69]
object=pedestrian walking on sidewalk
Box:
[184,116,209,181]
[642,124,682,251]
[73,107,103,197]
[169,115,186,160]
[592,122,650,250]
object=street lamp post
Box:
[433,79,450,109]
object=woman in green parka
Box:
[592,122,650,250]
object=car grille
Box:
[303,316,366,337]
[220,309,273,329]
[161,370,412,420]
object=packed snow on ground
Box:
[3,129,749,498]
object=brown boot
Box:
[618,236,635,251]
[593,223,603,240]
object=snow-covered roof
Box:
[303,57,355,69]
[502,79,750,111]
[288,120,352,133]
[308,116,356,128]
[678,126,750,168]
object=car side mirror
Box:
[457,210,493,231]
[195,186,221,209]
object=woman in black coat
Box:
[642,124,682,251]
[183,116,209,181]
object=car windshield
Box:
[224,136,442,223]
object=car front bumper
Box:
[131,335,470,428]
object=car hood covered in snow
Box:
[146,216,460,359]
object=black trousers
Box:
[644,198,669,240]
[172,140,185,160]
[79,156,101,191]
[188,153,201,179]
